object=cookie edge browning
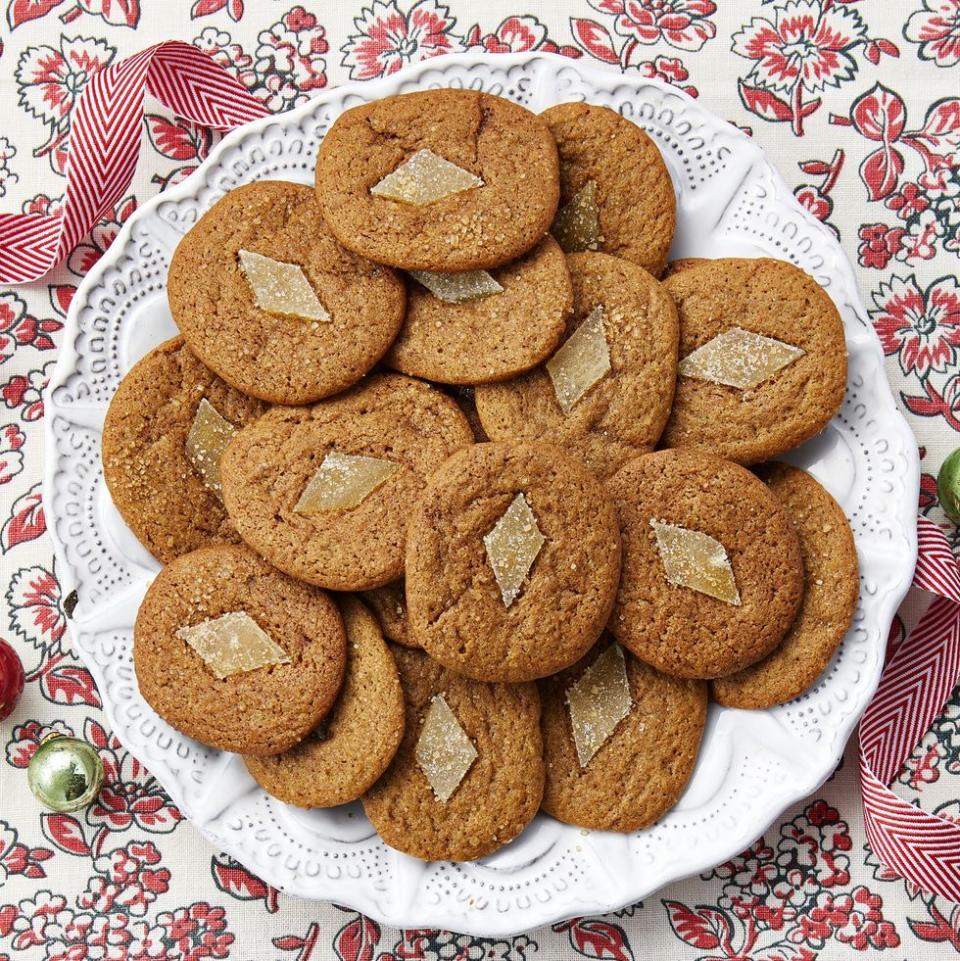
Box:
[243,596,405,806]
[133,544,347,756]
[712,463,859,708]
[540,641,707,832]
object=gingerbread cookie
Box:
[384,235,571,384]
[608,449,804,679]
[133,545,346,755]
[168,180,405,405]
[220,373,474,591]
[662,257,708,278]
[405,441,621,682]
[540,638,707,831]
[662,258,847,464]
[475,252,678,479]
[362,646,543,861]
[713,463,859,708]
[542,102,676,277]
[360,581,418,648]
[315,89,559,271]
[102,337,266,564]
[244,597,404,806]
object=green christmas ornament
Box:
[937,449,960,525]
[28,734,104,813]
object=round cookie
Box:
[542,102,676,277]
[608,449,805,680]
[540,638,707,831]
[360,581,418,648]
[362,646,544,861]
[384,235,571,384]
[315,89,559,271]
[133,545,346,756]
[713,463,859,708]
[405,441,622,682]
[475,252,678,480]
[102,337,267,564]
[168,180,405,405]
[220,373,474,591]
[244,597,404,806]
[662,258,847,465]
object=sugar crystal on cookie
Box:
[238,249,330,322]
[546,305,611,415]
[678,328,804,390]
[650,519,741,605]
[186,398,236,499]
[552,180,601,253]
[415,694,478,802]
[176,611,290,680]
[294,451,399,513]
[566,643,632,767]
[409,269,503,303]
[483,493,545,608]
[370,149,483,206]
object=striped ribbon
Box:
[2,38,959,903]
[0,41,268,285]
[859,515,960,901]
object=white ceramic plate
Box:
[43,52,919,936]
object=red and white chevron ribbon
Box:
[859,515,960,902]
[0,40,267,285]
[2,36,959,903]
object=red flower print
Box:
[253,6,329,111]
[0,424,26,485]
[600,0,717,53]
[0,820,53,883]
[66,196,137,278]
[21,193,65,218]
[464,15,581,58]
[733,1,865,94]
[870,273,960,378]
[0,362,53,421]
[193,26,258,93]
[4,890,69,953]
[904,0,960,67]
[5,720,74,768]
[858,222,906,269]
[341,0,463,81]
[15,36,116,173]
[6,565,66,653]
[77,842,171,917]
[156,903,233,961]
[798,886,900,950]
[631,54,698,97]
[795,183,832,221]
[84,720,183,836]
[0,293,62,365]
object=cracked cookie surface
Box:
[315,89,559,271]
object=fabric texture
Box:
[1,1,959,958]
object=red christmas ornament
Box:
[0,638,25,721]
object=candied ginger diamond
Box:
[186,397,236,499]
[409,269,503,303]
[566,643,633,767]
[552,180,601,253]
[650,519,741,605]
[371,149,483,206]
[483,493,545,608]
[546,305,611,415]
[176,611,290,680]
[416,694,478,802]
[238,249,330,322]
[678,327,804,390]
[294,452,398,514]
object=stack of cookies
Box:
[104,89,858,863]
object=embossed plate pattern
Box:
[42,53,919,936]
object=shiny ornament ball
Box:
[937,449,960,525]
[0,638,24,721]
[28,734,104,812]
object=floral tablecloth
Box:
[1,1,959,958]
